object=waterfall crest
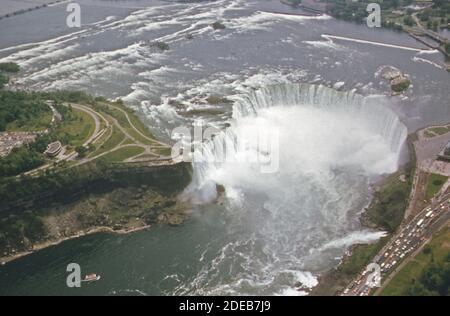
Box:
[186,83,408,204]
[180,84,409,294]
[232,84,407,154]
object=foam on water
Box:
[0,0,427,295]
[317,230,388,252]
[176,83,406,295]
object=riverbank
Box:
[0,224,150,265]
[310,135,416,295]
[280,0,450,65]
[0,176,193,265]
[0,82,191,266]
[0,159,193,265]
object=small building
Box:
[44,141,62,157]
[438,142,450,162]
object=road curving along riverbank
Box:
[310,134,416,295]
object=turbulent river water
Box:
[0,0,448,295]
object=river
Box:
[0,0,449,295]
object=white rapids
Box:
[178,84,407,295]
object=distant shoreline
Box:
[0,0,67,20]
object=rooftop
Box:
[45,141,62,155]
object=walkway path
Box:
[322,34,432,53]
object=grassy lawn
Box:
[424,130,436,138]
[96,103,158,146]
[112,109,155,146]
[55,108,95,147]
[99,146,145,163]
[429,126,450,136]
[90,125,125,157]
[380,227,450,296]
[124,107,156,139]
[156,147,172,157]
[86,102,168,159]
[425,173,448,200]
[91,126,112,146]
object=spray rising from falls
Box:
[233,84,406,153]
[179,84,407,295]
[187,84,407,204]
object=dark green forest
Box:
[407,252,450,296]
[0,62,20,89]
[0,91,51,132]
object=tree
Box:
[0,146,45,177]
[407,283,437,296]
[75,146,87,158]
[0,117,5,131]
[432,0,446,7]
[445,42,450,54]
[0,62,20,73]
[422,245,432,255]
[404,15,414,27]
[0,73,8,89]
[420,10,431,22]
[0,90,52,131]
[432,20,439,32]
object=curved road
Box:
[69,103,108,147]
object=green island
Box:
[0,63,192,263]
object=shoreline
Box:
[0,88,192,267]
[309,178,392,295]
[0,223,152,266]
[310,135,416,295]
[0,1,67,20]
[279,0,450,66]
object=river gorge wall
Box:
[0,161,192,214]
[0,161,192,262]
